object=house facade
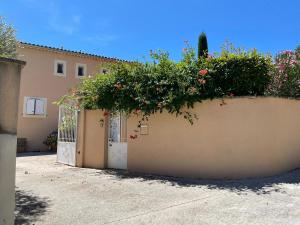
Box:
[17,42,124,151]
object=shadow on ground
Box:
[97,168,300,195]
[17,151,56,158]
[15,188,50,225]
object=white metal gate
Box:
[57,105,78,166]
[108,113,127,169]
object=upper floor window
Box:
[54,60,67,77]
[75,63,87,78]
[23,97,47,118]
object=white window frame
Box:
[23,97,47,118]
[54,59,67,77]
[75,63,87,78]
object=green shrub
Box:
[200,48,272,96]
[43,131,58,151]
[61,45,273,124]
[266,50,300,97]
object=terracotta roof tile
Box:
[20,42,131,63]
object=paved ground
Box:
[15,153,300,225]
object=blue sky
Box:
[1,0,300,61]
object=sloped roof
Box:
[0,56,26,65]
[19,42,130,63]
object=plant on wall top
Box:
[266,49,300,97]
[0,16,18,59]
[58,42,272,125]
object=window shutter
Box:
[26,98,35,115]
[35,99,45,115]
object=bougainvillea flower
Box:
[198,79,206,84]
[199,69,208,76]
[229,93,234,97]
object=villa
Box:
[16,42,127,151]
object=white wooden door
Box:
[108,114,127,169]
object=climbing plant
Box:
[58,43,272,125]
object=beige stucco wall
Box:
[127,97,300,179]
[0,135,17,225]
[0,59,24,134]
[17,46,111,151]
[0,58,24,225]
[76,110,107,169]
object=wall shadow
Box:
[17,152,56,158]
[15,188,50,225]
[97,168,300,195]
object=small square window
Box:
[57,63,64,74]
[78,66,84,76]
[54,60,67,76]
[75,63,87,78]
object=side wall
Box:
[0,60,22,134]
[0,135,17,225]
[127,97,300,179]
[0,59,24,225]
[76,110,107,169]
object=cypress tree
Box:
[296,45,300,60]
[198,32,208,59]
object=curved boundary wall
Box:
[127,97,300,179]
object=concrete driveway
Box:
[15,153,300,225]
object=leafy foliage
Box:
[0,16,18,58]
[43,131,58,151]
[61,44,273,124]
[201,44,273,96]
[198,32,208,59]
[266,50,300,97]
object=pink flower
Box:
[199,69,208,76]
[198,78,206,84]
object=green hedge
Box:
[201,50,272,96]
